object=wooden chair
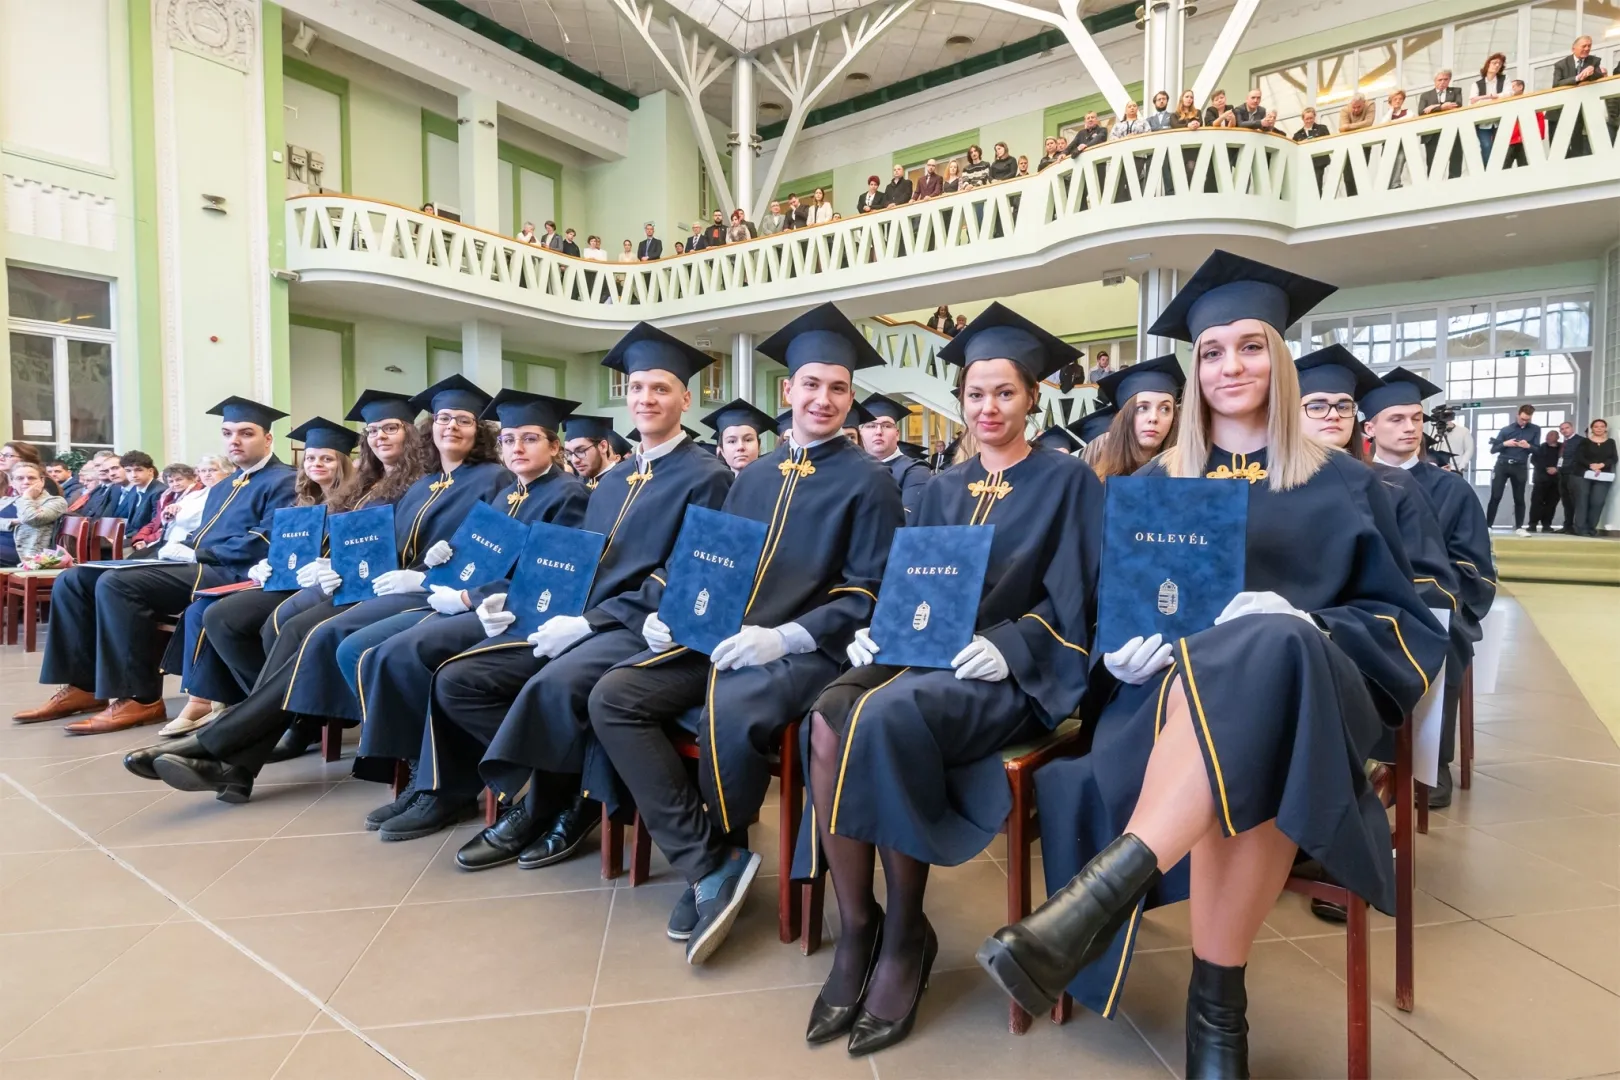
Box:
[2,517,95,651]
[604,718,827,953]
[93,517,126,560]
[1459,665,1475,790]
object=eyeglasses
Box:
[364,421,407,438]
[860,420,899,433]
[1303,401,1358,419]
[433,412,477,429]
[497,433,547,448]
[563,445,599,459]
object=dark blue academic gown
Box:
[1034,447,1446,1017]
[40,458,297,703]
[790,446,1104,875]
[883,452,932,517]
[421,440,732,801]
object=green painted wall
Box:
[265,3,291,417]
[349,80,424,207]
[584,92,706,253]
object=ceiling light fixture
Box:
[946,34,973,47]
[846,71,871,82]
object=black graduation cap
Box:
[1077,405,1118,443]
[607,432,633,457]
[700,398,776,438]
[1097,354,1186,407]
[937,301,1080,382]
[562,414,615,443]
[1294,344,1382,401]
[602,322,716,382]
[482,390,579,432]
[775,408,794,437]
[287,416,360,455]
[844,400,877,429]
[860,392,912,424]
[207,396,287,430]
[345,389,418,426]
[756,303,885,375]
[1033,425,1084,453]
[409,374,493,417]
[1148,250,1337,343]
[898,440,928,461]
[1359,366,1443,420]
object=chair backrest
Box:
[57,516,95,563]
[94,517,126,560]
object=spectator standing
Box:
[0,461,68,566]
[883,163,914,206]
[1092,350,1112,376]
[1038,137,1060,171]
[1146,90,1173,130]
[1473,53,1509,161]
[1418,71,1464,178]
[1552,34,1606,86]
[1486,403,1540,532]
[516,221,539,244]
[785,193,809,229]
[759,200,787,235]
[941,159,962,192]
[988,141,1018,181]
[961,144,992,188]
[686,221,705,252]
[726,209,753,243]
[1386,88,1410,121]
[636,222,662,261]
[1294,107,1329,140]
[953,314,968,336]
[1172,90,1202,128]
[1111,103,1149,139]
[619,239,635,262]
[1203,89,1236,127]
[703,210,727,247]
[539,220,563,250]
[1233,88,1267,129]
[1063,114,1108,157]
[913,159,942,199]
[808,187,834,225]
[420,202,437,216]
[1337,94,1374,132]
[1556,420,1585,530]
[925,305,953,334]
[1016,155,1030,177]
[1504,80,1540,168]
[1528,429,1563,532]
[1573,419,1615,535]
[858,175,884,213]
[582,234,607,300]
[560,228,581,256]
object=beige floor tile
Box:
[364,1012,587,1079]
[108,838,265,901]
[0,757,105,790]
[0,925,157,1045]
[38,791,173,838]
[216,907,393,999]
[592,879,831,1006]
[918,860,1022,975]
[1431,771,1594,827]
[1260,887,1469,941]
[274,1031,409,1079]
[0,848,178,933]
[402,824,613,905]
[95,783,334,846]
[1122,942,1469,1079]
[253,748,362,788]
[1297,919,1620,1079]
[1474,690,1602,730]
[1467,727,1554,769]
[329,891,611,1026]
[0,794,87,854]
[0,849,69,891]
[272,778,394,838]
[0,920,318,1059]
[189,831,445,919]
[1477,759,1620,815]
[25,754,171,797]
[0,1035,300,1079]
[1487,907,1620,994]
[1473,717,1620,763]
[1479,814,1620,887]
[1414,824,1619,919]
[579,985,872,1079]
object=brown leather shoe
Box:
[63,699,168,735]
[13,686,106,724]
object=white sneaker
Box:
[159,703,222,738]
[1514,527,1530,537]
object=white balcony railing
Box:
[287,80,1620,324]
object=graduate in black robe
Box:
[1032,424,1084,454]
[588,303,904,968]
[792,303,1102,1056]
[701,397,774,475]
[1362,368,1496,807]
[981,252,1446,1078]
[856,392,932,516]
[19,397,297,735]
[415,326,732,863]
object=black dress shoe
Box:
[1185,956,1250,1079]
[377,792,478,841]
[976,833,1161,1015]
[517,796,600,870]
[152,754,254,804]
[1309,898,1348,924]
[266,722,318,764]
[456,802,545,871]
[806,915,883,1044]
[1428,765,1454,810]
[846,919,938,1058]
[124,733,208,781]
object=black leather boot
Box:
[1185,956,1249,1079]
[267,720,320,764]
[976,833,1161,1014]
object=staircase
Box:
[1492,534,1620,586]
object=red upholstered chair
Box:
[2,516,95,651]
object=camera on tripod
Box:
[1425,404,1456,427]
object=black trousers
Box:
[1573,478,1613,535]
[1485,459,1528,527]
[1529,478,1561,531]
[39,563,200,701]
[1559,472,1583,530]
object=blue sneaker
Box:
[685,848,762,965]
[667,885,699,942]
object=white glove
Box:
[951,635,1010,682]
[422,540,453,568]
[316,565,343,595]
[428,584,469,615]
[711,625,788,671]
[247,559,272,585]
[157,541,196,564]
[371,568,426,596]
[1214,590,1315,627]
[642,611,676,653]
[847,627,880,668]
[476,593,516,638]
[295,557,329,590]
[528,614,593,659]
[1103,634,1174,686]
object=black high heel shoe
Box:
[846,918,938,1058]
[805,914,883,1045]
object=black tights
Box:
[809,712,930,1020]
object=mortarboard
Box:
[897,440,928,461]
[409,374,493,417]
[287,417,360,455]
[844,400,877,429]
[1359,367,1443,419]
[1077,405,1118,443]
[775,408,794,437]
[601,322,716,383]
[859,392,913,425]
[1097,354,1186,407]
[1426,448,1457,468]
[629,425,703,442]
[1033,425,1084,453]
[482,390,580,432]
[207,396,287,430]
[937,302,1080,382]
[700,398,776,438]
[1294,344,1383,401]
[608,432,633,458]
[563,414,615,443]
[756,303,885,375]
[1149,250,1336,343]
[345,390,418,426]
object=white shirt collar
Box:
[225,453,273,481]
[881,450,904,464]
[789,432,839,451]
[1374,450,1420,470]
[636,430,686,467]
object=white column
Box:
[462,319,504,395]
[1138,269,1179,363]
[731,55,757,217]
[732,332,756,405]
[457,91,500,231]
[1141,0,1186,107]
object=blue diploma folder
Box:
[658,505,769,656]
[327,505,398,606]
[265,506,326,592]
[1096,475,1247,655]
[505,522,608,637]
[424,502,528,591]
[869,525,994,669]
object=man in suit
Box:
[84,455,126,519]
[637,222,662,261]
[758,201,787,236]
[883,163,913,207]
[46,460,79,502]
[784,193,809,229]
[1556,420,1586,532]
[685,222,706,252]
[1232,88,1267,129]
[1552,36,1609,155]
[539,220,564,251]
[913,159,942,200]
[857,175,884,214]
[1528,429,1563,532]
[1145,90,1173,131]
[117,451,164,535]
[1418,70,1465,178]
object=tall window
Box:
[701,358,726,404]
[7,267,115,454]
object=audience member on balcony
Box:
[925,305,954,335]
[1233,88,1267,129]
[637,222,662,261]
[1038,137,1060,170]
[560,228,581,256]
[884,163,914,206]
[538,221,563,250]
[785,192,810,228]
[858,175,884,213]
[703,210,728,248]
[961,144,992,188]
[618,239,635,263]
[809,187,834,225]
[517,221,539,245]
[953,314,968,335]
[1171,90,1202,128]
[1258,113,1283,136]
[1386,88,1409,121]
[1092,350,1112,376]
[1017,155,1030,177]
[684,222,705,252]
[759,200,788,235]
[940,159,962,192]
[1528,429,1563,532]
[1553,34,1606,86]
[1202,89,1236,127]
[1504,80,1539,168]
[726,209,753,243]
[582,235,606,262]
[1473,53,1509,161]
[1293,107,1329,141]
[420,202,437,216]
[1334,93,1373,133]
[988,142,1018,181]
[1062,115,1108,157]
[913,159,943,199]
[1146,90,1174,130]
[0,461,68,566]
[1572,418,1614,536]
[1419,71,1465,178]
[1111,103,1149,139]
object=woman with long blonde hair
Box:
[981,251,1446,1077]
[1086,355,1184,480]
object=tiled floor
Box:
[1,592,1615,1078]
